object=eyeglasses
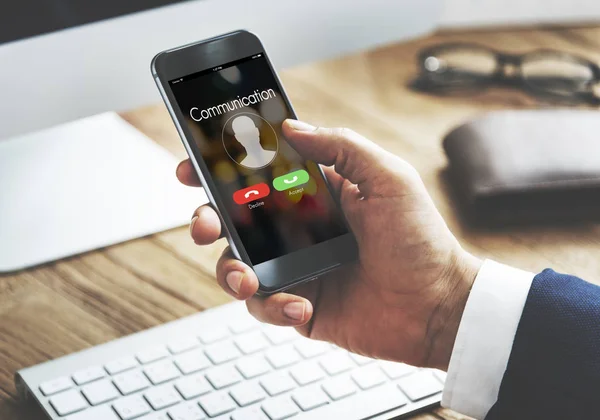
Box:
[411,43,600,105]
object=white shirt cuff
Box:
[441,260,534,419]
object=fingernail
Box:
[286,119,316,132]
[190,216,199,237]
[226,271,245,295]
[283,302,306,321]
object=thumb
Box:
[283,119,392,197]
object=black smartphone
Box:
[151,30,358,295]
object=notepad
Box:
[0,112,206,272]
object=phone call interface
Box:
[169,54,348,265]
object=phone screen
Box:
[169,54,348,265]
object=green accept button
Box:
[273,169,310,191]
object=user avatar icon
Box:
[231,115,277,169]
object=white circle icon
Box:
[222,113,278,169]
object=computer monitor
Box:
[0,0,441,272]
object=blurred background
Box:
[2,2,600,420]
[2,0,600,315]
[442,0,600,26]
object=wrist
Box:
[426,250,482,370]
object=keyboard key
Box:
[113,370,151,395]
[433,369,447,383]
[260,372,296,396]
[168,401,207,420]
[82,379,120,405]
[137,346,170,364]
[235,355,271,379]
[49,389,88,416]
[292,385,330,411]
[397,371,443,401]
[175,373,213,400]
[318,351,355,375]
[105,356,138,375]
[168,336,200,355]
[379,361,417,379]
[72,365,106,385]
[198,391,237,417]
[210,414,235,420]
[231,405,269,420]
[289,362,325,386]
[113,395,152,420]
[66,405,119,420]
[204,341,241,365]
[174,349,212,375]
[198,328,229,344]
[140,413,170,420]
[349,352,374,366]
[293,339,330,359]
[40,376,73,396]
[262,326,298,345]
[144,384,182,410]
[234,331,269,354]
[230,382,267,406]
[261,396,299,420]
[321,376,357,400]
[229,317,260,334]
[205,365,243,389]
[351,365,387,390]
[265,345,300,369]
[301,383,407,419]
[144,360,181,385]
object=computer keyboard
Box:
[16,302,446,420]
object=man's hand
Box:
[177,119,481,370]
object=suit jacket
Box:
[486,269,600,419]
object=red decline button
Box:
[233,183,270,205]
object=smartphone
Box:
[151,30,357,295]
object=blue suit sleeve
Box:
[486,269,600,419]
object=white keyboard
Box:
[16,302,445,420]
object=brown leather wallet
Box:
[443,110,600,225]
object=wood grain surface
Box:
[2,25,600,420]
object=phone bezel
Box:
[151,30,357,295]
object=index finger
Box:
[176,159,202,187]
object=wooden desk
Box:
[2,25,600,420]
